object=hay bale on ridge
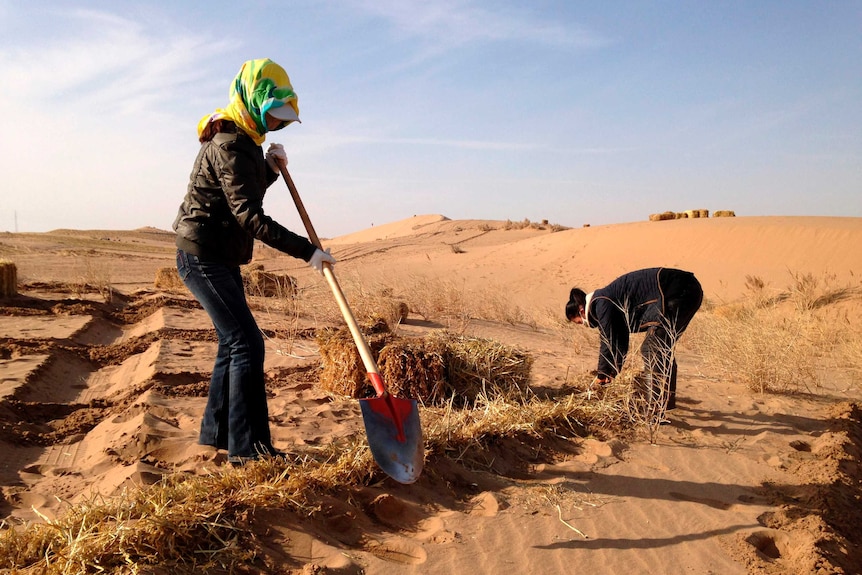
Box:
[243,269,297,298]
[0,260,17,298]
[154,267,187,291]
[648,212,676,222]
[714,210,736,217]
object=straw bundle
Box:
[432,332,533,403]
[316,324,394,397]
[713,210,736,217]
[153,267,186,291]
[243,269,296,298]
[377,337,447,402]
[0,260,16,298]
[316,328,533,404]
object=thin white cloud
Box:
[292,131,539,155]
[0,7,233,118]
[347,0,610,49]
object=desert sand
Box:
[0,215,860,574]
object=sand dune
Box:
[0,215,860,574]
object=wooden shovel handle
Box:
[278,165,386,395]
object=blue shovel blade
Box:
[359,395,424,484]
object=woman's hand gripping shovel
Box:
[278,165,424,484]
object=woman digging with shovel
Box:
[173,58,335,466]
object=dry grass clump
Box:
[378,274,541,331]
[0,442,376,575]
[673,270,862,395]
[421,389,627,447]
[70,257,113,302]
[0,260,17,298]
[504,218,532,230]
[394,274,472,328]
[694,310,822,393]
[688,301,821,394]
[785,270,861,312]
[0,391,623,574]
[501,218,568,232]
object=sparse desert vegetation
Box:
[0,217,860,574]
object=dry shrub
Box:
[397,274,471,328]
[504,218,532,230]
[687,307,820,394]
[473,285,536,328]
[785,270,859,312]
[384,274,542,331]
[837,332,862,376]
[154,266,186,291]
[0,260,16,298]
[690,271,862,395]
[743,274,784,308]
[72,257,113,302]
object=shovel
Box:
[278,165,424,484]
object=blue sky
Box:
[1,1,859,236]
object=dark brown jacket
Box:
[173,122,316,266]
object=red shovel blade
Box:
[359,377,423,484]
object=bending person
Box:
[566,267,703,411]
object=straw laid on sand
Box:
[317,326,533,405]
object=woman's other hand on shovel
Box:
[309,248,336,275]
[265,143,287,173]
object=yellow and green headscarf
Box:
[197,58,299,145]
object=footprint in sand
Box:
[745,528,815,562]
[414,516,458,544]
[368,493,423,528]
[366,537,427,565]
[467,491,502,517]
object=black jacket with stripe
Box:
[585,267,682,378]
[173,121,316,266]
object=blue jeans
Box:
[176,249,273,458]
